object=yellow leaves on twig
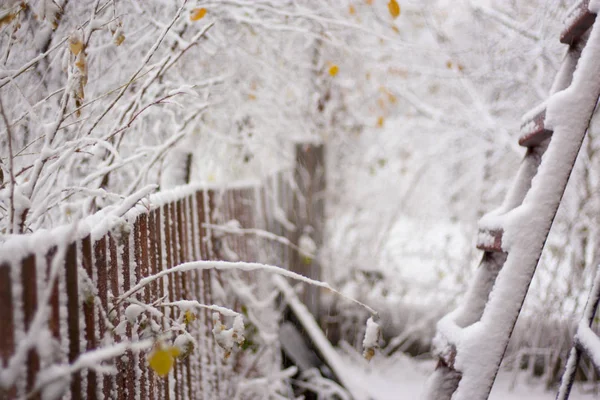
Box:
[190,8,207,21]
[379,87,397,104]
[148,345,181,377]
[388,0,400,19]
[0,11,15,28]
[113,31,125,46]
[69,33,87,115]
[446,60,465,72]
[328,64,339,77]
[183,310,196,325]
[69,36,83,56]
[110,21,125,46]
[75,52,87,75]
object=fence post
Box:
[289,142,326,319]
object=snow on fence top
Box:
[0,168,294,400]
[0,174,281,266]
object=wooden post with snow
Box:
[289,142,326,319]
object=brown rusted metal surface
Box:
[139,214,150,302]
[94,237,113,398]
[65,243,82,399]
[180,198,194,400]
[519,109,553,147]
[21,254,40,399]
[161,205,172,399]
[476,228,504,252]
[164,204,174,293]
[108,234,127,400]
[122,229,138,400]
[148,210,159,400]
[0,262,16,399]
[81,235,98,400]
[134,217,149,400]
[45,247,60,341]
[561,0,596,45]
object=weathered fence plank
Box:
[290,142,326,318]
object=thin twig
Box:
[0,98,16,233]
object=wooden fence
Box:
[0,142,326,400]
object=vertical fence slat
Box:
[172,201,183,400]
[126,227,137,400]
[0,262,16,399]
[21,254,40,399]
[194,191,208,400]
[149,210,160,400]
[162,205,172,400]
[66,242,82,399]
[82,235,98,400]
[179,198,193,400]
[109,234,127,400]
[136,216,149,400]
[94,237,113,398]
[45,247,61,344]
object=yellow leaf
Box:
[69,38,83,56]
[328,64,339,77]
[114,33,125,46]
[365,0,374,4]
[377,116,384,128]
[190,8,207,21]
[391,25,399,34]
[0,12,15,28]
[184,310,196,325]
[349,5,356,15]
[364,347,375,361]
[148,346,180,377]
[75,53,86,73]
[248,93,257,100]
[388,0,400,19]
[446,60,453,69]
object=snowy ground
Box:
[337,350,598,399]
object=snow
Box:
[438,13,600,399]
[273,274,371,400]
[1,1,598,398]
[576,322,600,368]
[330,349,599,400]
[362,317,381,360]
[125,304,145,323]
[362,317,380,350]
